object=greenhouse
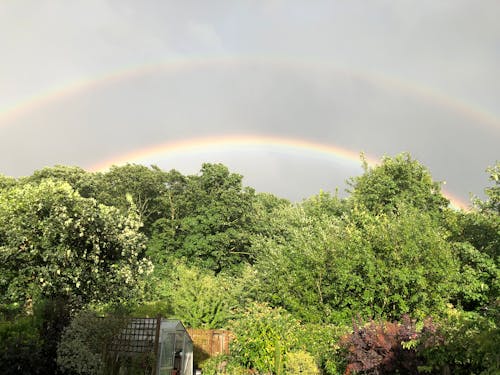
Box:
[157,319,194,375]
[108,317,193,375]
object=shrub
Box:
[296,323,349,375]
[57,310,129,375]
[199,354,249,375]
[229,302,300,374]
[0,317,44,375]
[340,315,421,375]
[285,350,320,374]
[419,307,499,375]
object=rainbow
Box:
[0,56,482,210]
[88,134,469,210]
[1,56,499,132]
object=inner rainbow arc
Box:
[88,134,469,210]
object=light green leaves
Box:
[0,179,151,309]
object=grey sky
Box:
[0,1,499,205]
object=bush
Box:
[285,350,320,374]
[57,310,130,375]
[199,354,249,375]
[340,316,422,375]
[419,307,499,375]
[0,317,44,375]
[229,302,300,374]
[0,298,72,375]
[297,323,349,375]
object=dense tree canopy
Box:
[0,155,498,375]
[0,180,151,309]
[348,153,449,214]
[92,164,172,234]
[253,202,459,323]
[148,163,257,273]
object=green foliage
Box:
[0,174,17,191]
[285,350,321,374]
[475,162,500,214]
[199,354,249,375]
[420,307,499,374]
[348,153,449,214]
[150,261,238,328]
[0,179,152,309]
[345,204,459,320]
[296,323,349,375]
[0,298,72,374]
[0,315,44,374]
[22,165,97,198]
[254,202,458,323]
[1,157,498,374]
[129,300,171,318]
[250,192,291,240]
[449,241,498,311]
[57,310,130,375]
[253,204,342,323]
[93,164,171,234]
[301,190,347,218]
[229,302,300,374]
[148,163,257,273]
[445,163,499,311]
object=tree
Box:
[229,302,300,374]
[349,204,459,320]
[149,261,239,328]
[0,179,152,310]
[93,164,172,235]
[252,204,342,323]
[446,162,499,310]
[148,163,257,273]
[475,162,500,214]
[0,174,17,191]
[254,202,459,323]
[348,153,449,214]
[22,165,97,198]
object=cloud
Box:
[0,1,498,203]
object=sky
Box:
[0,0,499,207]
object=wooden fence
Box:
[186,329,233,366]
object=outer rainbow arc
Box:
[1,56,499,133]
[88,134,469,210]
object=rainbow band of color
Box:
[1,57,499,132]
[89,134,469,210]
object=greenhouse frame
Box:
[107,317,193,375]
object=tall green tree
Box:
[148,163,257,273]
[254,202,459,323]
[446,162,499,311]
[348,153,449,214]
[252,204,341,323]
[93,164,171,235]
[0,179,151,310]
[22,165,97,198]
[475,162,500,214]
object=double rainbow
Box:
[1,56,484,210]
